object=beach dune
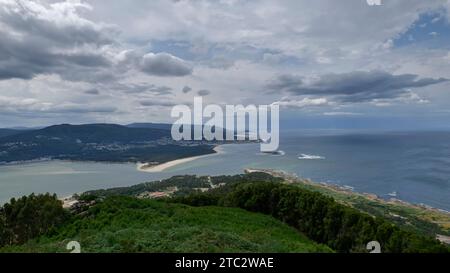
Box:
[137,146,223,173]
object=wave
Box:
[387,191,398,197]
[298,154,325,160]
[342,185,355,191]
[261,150,286,156]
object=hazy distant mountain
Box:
[0,123,215,163]
[0,129,24,138]
[126,123,172,130]
[127,123,242,139]
[1,123,170,144]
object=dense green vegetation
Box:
[281,176,450,237]
[84,175,212,198]
[83,173,282,199]
[1,196,330,253]
[1,124,169,143]
[172,181,449,253]
[0,194,69,247]
[1,173,448,253]
[83,172,450,243]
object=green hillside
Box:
[2,173,447,253]
[78,173,449,253]
[0,124,215,163]
[1,196,331,253]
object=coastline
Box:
[245,168,450,243]
[245,168,450,214]
[54,166,449,244]
[137,145,224,173]
[245,168,450,244]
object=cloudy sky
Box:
[1,0,450,129]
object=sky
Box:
[1,0,450,130]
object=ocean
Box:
[0,130,449,210]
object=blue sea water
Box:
[172,130,450,211]
[276,131,450,211]
[0,130,449,210]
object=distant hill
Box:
[126,122,172,130]
[0,129,24,138]
[0,123,215,163]
[1,123,170,143]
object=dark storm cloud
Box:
[267,71,448,103]
[84,89,100,95]
[47,105,118,114]
[0,1,116,81]
[139,53,193,77]
[197,89,211,96]
[0,2,114,47]
[146,85,173,95]
[0,1,193,83]
[113,83,173,95]
[139,100,178,107]
[0,101,117,115]
[182,86,192,93]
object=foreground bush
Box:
[0,193,68,246]
[174,182,449,253]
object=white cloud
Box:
[139,53,193,77]
[0,0,117,80]
[1,0,450,126]
[273,97,331,108]
[0,0,194,82]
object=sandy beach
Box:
[137,145,224,173]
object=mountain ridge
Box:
[0,123,215,164]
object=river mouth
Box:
[1,131,450,211]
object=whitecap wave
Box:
[298,154,325,160]
[342,185,355,191]
[387,191,398,197]
[261,150,285,156]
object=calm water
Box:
[1,131,449,210]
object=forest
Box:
[0,174,448,253]
[0,193,68,246]
[171,181,449,253]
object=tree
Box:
[0,193,69,247]
[176,181,449,253]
